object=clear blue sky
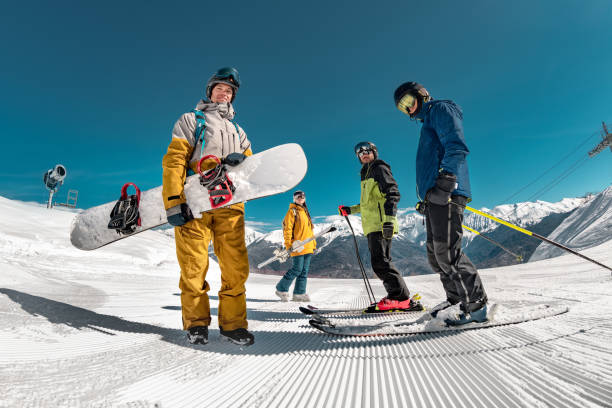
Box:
[1,1,611,231]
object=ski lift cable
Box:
[524,155,591,203]
[499,130,600,205]
[495,154,590,223]
[494,127,603,221]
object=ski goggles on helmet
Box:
[357,149,374,157]
[396,93,417,115]
[354,142,375,156]
[212,67,241,87]
[293,190,305,199]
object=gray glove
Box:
[426,172,457,206]
[166,203,194,226]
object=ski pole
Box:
[339,206,376,304]
[460,203,612,272]
[462,224,524,262]
[257,226,338,268]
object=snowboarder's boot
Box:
[445,304,488,326]
[292,293,311,302]
[187,326,209,345]
[220,327,255,346]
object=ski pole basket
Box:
[108,182,142,235]
[197,155,236,209]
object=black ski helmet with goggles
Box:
[354,141,378,161]
[206,67,241,102]
[393,82,431,118]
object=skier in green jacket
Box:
[339,142,421,312]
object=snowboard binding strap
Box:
[108,182,142,235]
[197,155,235,209]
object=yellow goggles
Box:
[396,93,416,115]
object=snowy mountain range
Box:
[247,186,611,278]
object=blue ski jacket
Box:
[413,99,472,201]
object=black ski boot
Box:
[187,326,208,345]
[220,327,254,346]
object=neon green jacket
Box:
[349,160,400,236]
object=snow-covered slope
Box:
[530,186,612,261]
[0,196,179,273]
[1,195,612,407]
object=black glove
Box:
[338,205,351,216]
[222,152,247,166]
[166,203,194,226]
[415,201,426,215]
[382,222,394,239]
[426,172,457,206]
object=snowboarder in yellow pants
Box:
[162,67,254,346]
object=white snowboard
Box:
[70,143,308,250]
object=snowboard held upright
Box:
[70,143,308,250]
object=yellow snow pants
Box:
[175,205,249,331]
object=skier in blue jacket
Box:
[393,81,488,325]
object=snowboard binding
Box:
[197,155,236,209]
[108,182,142,235]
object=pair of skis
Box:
[298,293,425,317]
[305,304,492,337]
[299,294,434,337]
[299,296,430,337]
[257,225,337,268]
[303,302,569,337]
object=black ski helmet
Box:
[206,67,241,102]
[354,141,378,161]
[393,82,431,117]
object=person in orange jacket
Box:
[275,190,316,302]
[162,67,254,346]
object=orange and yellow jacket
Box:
[282,203,316,256]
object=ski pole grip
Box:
[197,155,222,177]
[338,205,348,216]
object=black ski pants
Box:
[425,195,487,312]
[367,231,410,300]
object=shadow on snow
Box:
[0,287,512,357]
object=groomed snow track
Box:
[2,277,612,407]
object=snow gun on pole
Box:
[461,204,612,272]
[338,206,377,305]
[257,225,337,269]
[462,224,523,262]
